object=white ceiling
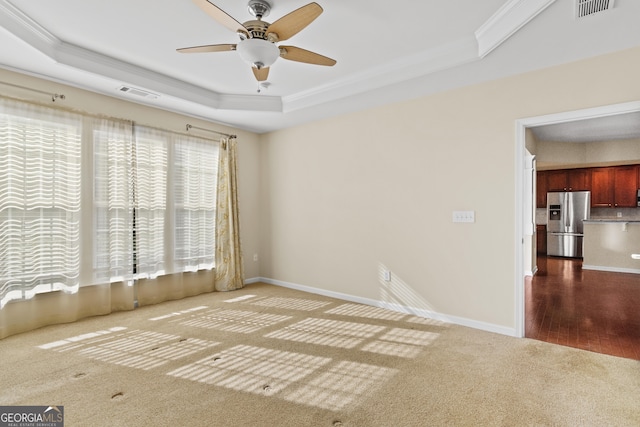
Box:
[1,0,640,135]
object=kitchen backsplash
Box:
[591,207,640,220]
[536,207,640,224]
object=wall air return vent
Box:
[118,85,159,99]
[576,0,615,18]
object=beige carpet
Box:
[1,282,639,426]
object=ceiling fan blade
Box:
[192,0,248,36]
[252,67,270,82]
[279,46,336,66]
[177,44,236,53]
[267,2,323,42]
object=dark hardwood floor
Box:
[525,255,640,360]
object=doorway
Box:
[514,100,640,339]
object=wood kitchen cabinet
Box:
[591,167,612,207]
[545,168,591,192]
[613,166,638,207]
[538,168,590,207]
[538,165,638,208]
[568,169,591,191]
[536,171,548,208]
[536,225,547,254]
[591,165,638,207]
[545,170,568,191]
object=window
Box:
[134,126,219,277]
[0,98,220,308]
[133,126,168,279]
[173,135,219,272]
[93,119,135,284]
[0,100,82,307]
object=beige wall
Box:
[537,138,640,169]
[257,46,640,333]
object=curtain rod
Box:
[186,124,236,139]
[0,81,66,102]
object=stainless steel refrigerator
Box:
[546,191,591,258]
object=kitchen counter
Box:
[584,219,640,223]
[583,221,640,274]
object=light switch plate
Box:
[453,210,475,223]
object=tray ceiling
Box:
[1,0,640,134]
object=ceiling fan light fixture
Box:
[236,38,280,69]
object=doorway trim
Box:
[514,100,640,338]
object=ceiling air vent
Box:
[576,0,615,18]
[118,85,159,99]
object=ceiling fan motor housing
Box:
[248,0,271,19]
[241,20,271,41]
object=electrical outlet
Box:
[453,210,475,223]
[383,270,391,282]
[253,254,258,262]
[617,212,622,218]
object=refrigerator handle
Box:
[564,194,569,232]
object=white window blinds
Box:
[0,98,221,308]
[133,127,168,278]
[174,135,219,272]
[134,126,219,277]
[93,118,135,284]
[0,100,82,307]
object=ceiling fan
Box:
[177,0,336,82]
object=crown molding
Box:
[56,41,281,112]
[283,36,480,113]
[283,0,558,113]
[0,0,59,55]
[475,0,556,58]
[55,40,282,112]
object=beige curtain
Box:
[215,137,244,291]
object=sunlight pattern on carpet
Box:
[249,296,333,311]
[148,306,208,321]
[38,328,219,370]
[264,318,386,348]
[223,294,257,303]
[379,328,440,345]
[38,327,127,350]
[166,344,332,395]
[283,360,398,411]
[360,328,440,358]
[177,308,292,334]
[325,303,407,321]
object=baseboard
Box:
[524,265,538,277]
[244,276,516,337]
[582,265,640,275]
[243,277,263,285]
